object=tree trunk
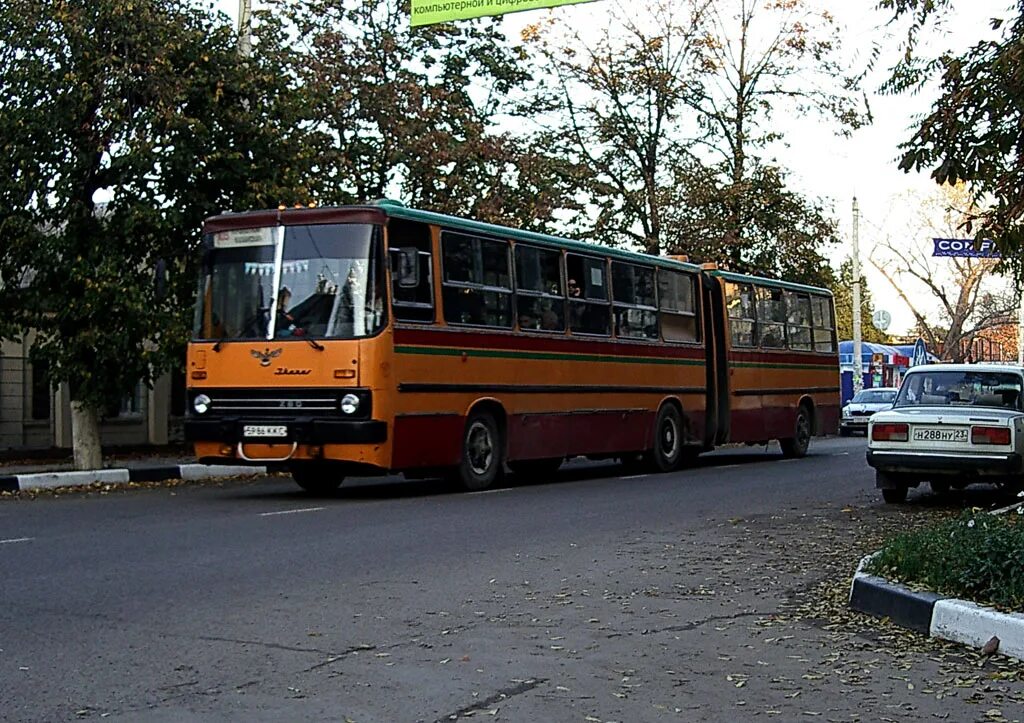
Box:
[70,401,103,471]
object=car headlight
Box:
[193,393,211,415]
[341,393,360,415]
[842,406,850,417]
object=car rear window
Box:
[895,371,1023,409]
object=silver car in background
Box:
[866,364,1024,503]
[840,387,898,436]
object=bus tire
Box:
[291,464,344,494]
[648,404,683,473]
[455,410,504,491]
[779,404,812,458]
[508,458,562,478]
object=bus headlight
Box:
[341,393,360,415]
[193,393,212,415]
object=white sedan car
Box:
[867,363,1024,503]
[840,387,898,436]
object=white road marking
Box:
[0,537,33,545]
[469,487,514,495]
[620,474,649,480]
[259,507,325,517]
[830,451,851,456]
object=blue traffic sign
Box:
[912,338,929,367]
[932,238,1000,257]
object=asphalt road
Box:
[2,437,1023,722]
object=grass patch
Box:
[866,509,1024,611]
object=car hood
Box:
[846,403,891,413]
[872,406,1024,426]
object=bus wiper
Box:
[212,335,227,352]
[304,337,325,351]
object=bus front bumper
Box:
[184,418,388,445]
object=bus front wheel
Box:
[780,405,812,458]
[291,464,344,494]
[454,410,504,491]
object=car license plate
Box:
[912,426,968,442]
[243,424,288,438]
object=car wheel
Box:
[454,410,504,491]
[780,405,812,458]
[882,487,908,503]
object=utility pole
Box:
[237,0,252,58]
[852,197,863,393]
[1018,292,1023,365]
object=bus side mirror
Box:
[392,248,420,288]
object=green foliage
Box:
[832,259,889,343]
[867,510,1024,610]
[662,162,839,288]
[272,0,575,230]
[879,0,1024,284]
[0,0,315,411]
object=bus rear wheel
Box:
[648,405,683,473]
[291,464,344,494]
[454,410,504,491]
[780,405,812,458]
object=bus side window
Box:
[810,295,836,352]
[514,244,565,332]
[756,286,786,348]
[785,291,813,350]
[388,219,434,323]
[611,262,658,340]
[566,253,611,336]
[724,282,755,347]
[658,269,699,342]
[441,232,513,328]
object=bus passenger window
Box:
[567,254,611,336]
[515,244,565,332]
[441,231,513,328]
[658,270,699,342]
[785,291,813,350]
[756,286,786,348]
[810,295,836,352]
[724,282,756,347]
[612,262,658,340]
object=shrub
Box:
[866,510,1024,610]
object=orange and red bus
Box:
[185,201,839,492]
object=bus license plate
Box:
[912,427,968,443]
[243,424,288,438]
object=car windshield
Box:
[851,390,896,404]
[193,223,386,341]
[894,370,1023,409]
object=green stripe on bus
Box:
[395,345,705,366]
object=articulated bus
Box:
[185,201,839,492]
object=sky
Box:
[217,0,1010,337]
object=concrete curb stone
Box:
[0,464,267,492]
[849,562,1024,661]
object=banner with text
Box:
[932,238,1000,258]
[411,0,600,27]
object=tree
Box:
[878,0,1024,282]
[0,0,315,469]
[273,0,574,230]
[521,0,712,253]
[868,186,1016,362]
[831,259,889,343]
[692,0,867,262]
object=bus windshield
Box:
[194,223,386,341]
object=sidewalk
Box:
[0,445,266,493]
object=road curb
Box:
[849,561,1024,661]
[0,464,267,492]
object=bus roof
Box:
[706,268,833,297]
[374,200,704,273]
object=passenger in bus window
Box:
[568,278,581,298]
[276,286,299,336]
